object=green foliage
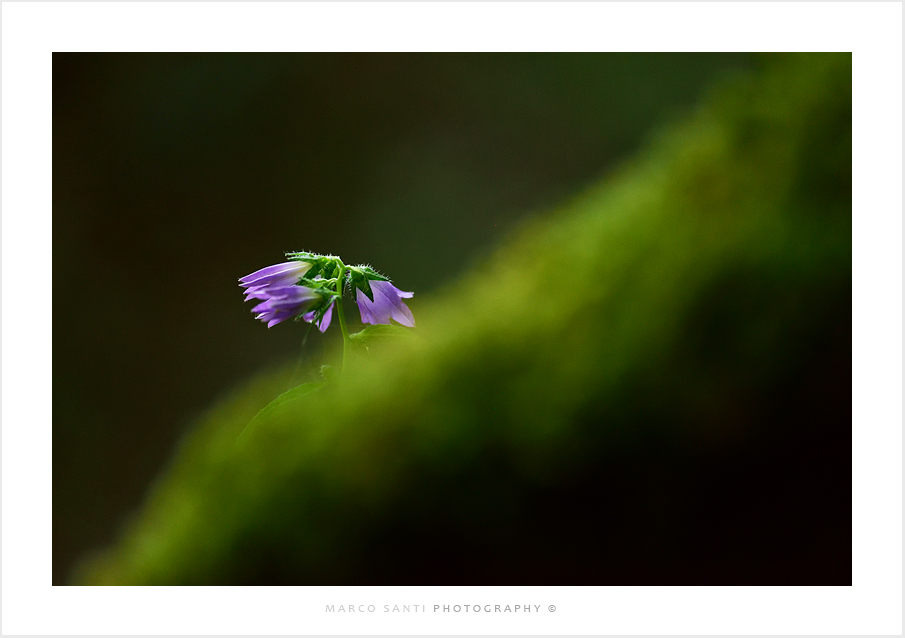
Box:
[74,54,851,585]
[236,382,324,444]
[349,324,417,354]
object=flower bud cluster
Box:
[239,252,414,332]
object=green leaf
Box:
[350,324,415,341]
[237,382,324,443]
[349,324,416,355]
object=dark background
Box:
[52,53,758,585]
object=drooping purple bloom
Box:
[356,280,415,327]
[239,261,321,328]
[240,261,312,299]
[251,286,322,328]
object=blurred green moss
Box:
[74,53,851,585]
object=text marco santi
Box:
[326,604,545,613]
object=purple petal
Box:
[266,316,291,328]
[266,285,308,299]
[248,285,322,327]
[251,299,275,314]
[371,281,415,327]
[356,288,381,325]
[258,306,296,327]
[318,303,334,332]
[372,293,397,324]
[368,286,399,324]
[244,285,272,301]
[239,261,311,288]
[301,301,334,333]
[242,271,306,291]
[392,304,415,327]
[239,260,310,283]
[371,280,414,299]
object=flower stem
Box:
[334,261,352,375]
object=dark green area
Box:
[54,53,755,584]
[73,54,850,585]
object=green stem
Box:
[334,262,352,375]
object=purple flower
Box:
[356,280,415,327]
[239,261,312,299]
[239,261,321,328]
[250,286,323,328]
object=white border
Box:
[2,2,901,635]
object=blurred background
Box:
[52,53,761,585]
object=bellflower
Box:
[240,253,415,379]
[356,280,415,327]
[239,261,321,328]
[251,286,323,328]
[240,261,311,298]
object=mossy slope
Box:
[76,54,851,585]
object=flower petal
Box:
[239,261,311,287]
[248,285,321,327]
[372,280,414,299]
[371,281,415,327]
[392,304,415,327]
[266,315,292,328]
[356,288,381,325]
[318,302,334,333]
[301,301,334,333]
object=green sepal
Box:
[355,265,389,281]
[284,250,321,262]
[284,251,347,283]
[297,277,342,299]
[347,264,390,301]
